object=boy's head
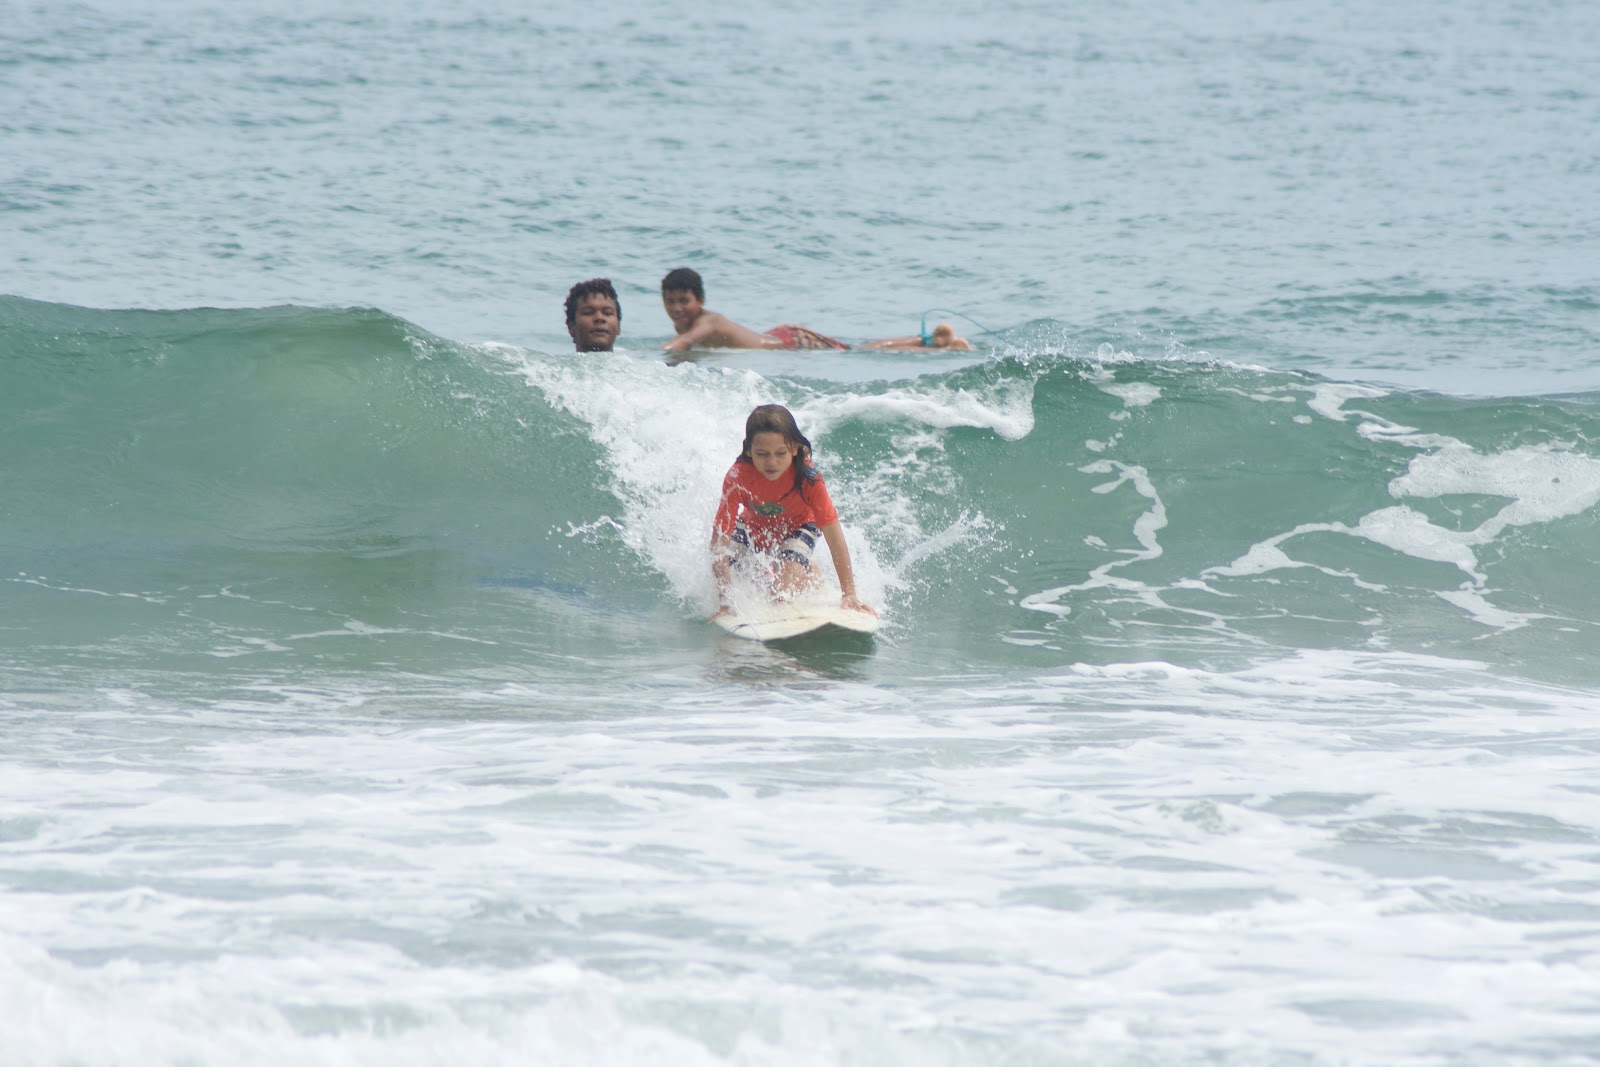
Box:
[565,278,620,327]
[660,267,706,334]
[660,267,704,301]
[564,278,621,352]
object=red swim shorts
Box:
[765,325,849,350]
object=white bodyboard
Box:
[712,602,880,642]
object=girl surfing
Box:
[710,404,877,620]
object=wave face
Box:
[8,301,1600,1066]
[6,296,1600,684]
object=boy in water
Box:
[863,322,974,351]
[659,268,973,353]
[565,278,621,352]
[660,268,847,352]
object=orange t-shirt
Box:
[713,460,839,551]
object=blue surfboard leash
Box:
[919,308,1003,346]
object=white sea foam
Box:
[1204,392,1600,632]
[808,382,1037,442]
[1021,459,1169,618]
[504,349,1028,615]
[5,650,1599,1065]
[1306,383,1390,423]
[1099,381,1162,409]
[1393,441,1600,538]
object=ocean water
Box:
[4,2,1600,1065]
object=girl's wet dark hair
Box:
[739,404,814,496]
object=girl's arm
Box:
[708,529,734,618]
[818,521,876,615]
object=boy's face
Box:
[568,293,619,351]
[661,288,703,334]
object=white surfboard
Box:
[712,602,880,642]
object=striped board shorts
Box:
[729,520,821,572]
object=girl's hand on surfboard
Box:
[708,605,732,622]
[841,593,877,617]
